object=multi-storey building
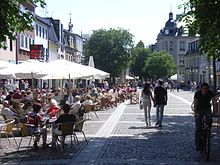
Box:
[34,15,49,61]
[0,2,36,63]
[154,12,198,81]
[184,39,210,84]
[185,39,220,88]
[63,18,83,63]
[0,38,16,63]
[41,17,63,61]
[17,2,36,62]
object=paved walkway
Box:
[1,91,220,165]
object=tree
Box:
[84,28,134,79]
[145,51,176,80]
[0,0,46,48]
[181,0,220,92]
[130,41,150,80]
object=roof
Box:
[63,29,83,39]
[35,16,59,44]
[35,15,50,26]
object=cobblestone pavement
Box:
[1,91,220,165]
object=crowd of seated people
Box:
[0,82,136,149]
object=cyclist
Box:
[193,83,216,151]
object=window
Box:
[42,28,44,39]
[25,36,28,48]
[29,38,31,49]
[9,39,13,51]
[169,41,173,50]
[21,34,24,47]
[180,41,185,51]
[36,24,38,36]
[180,59,184,65]
[45,29,48,39]
[165,41,168,51]
[39,26,41,37]
[169,29,173,34]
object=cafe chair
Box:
[84,104,98,119]
[17,123,39,151]
[0,119,18,147]
[73,118,88,144]
[54,122,76,151]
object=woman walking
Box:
[141,82,154,127]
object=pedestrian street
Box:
[71,91,220,165]
[1,91,220,165]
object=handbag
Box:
[139,98,143,110]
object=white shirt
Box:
[1,107,15,120]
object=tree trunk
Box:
[120,69,126,85]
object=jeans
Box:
[195,114,212,148]
[156,104,165,126]
[143,100,151,126]
[28,126,47,144]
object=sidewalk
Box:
[1,91,220,165]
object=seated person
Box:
[71,95,81,115]
[52,104,77,147]
[1,100,18,120]
[46,99,60,119]
[10,101,25,121]
[90,89,98,98]
[54,91,62,105]
[66,92,74,105]
[5,91,14,101]
[78,95,94,117]
[0,91,7,103]
[82,95,93,107]
[27,103,47,149]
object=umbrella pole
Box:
[31,72,34,90]
[61,78,64,96]
[68,74,72,105]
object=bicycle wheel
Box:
[204,130,211,160]
[201,130,206,154]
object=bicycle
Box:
[191,102,211,161]
[200,115,211,161]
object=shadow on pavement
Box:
[100,115,220,164]
[0,139,87,164]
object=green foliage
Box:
[180,0,220,92]
[145,51,176,79]
[130,41,150,79]
[181,0,220,56]
[0,0,46,48]
[84,28,134,77]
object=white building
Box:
[0,37,16,63]
[155,12,198,81]
[34,15,49,61]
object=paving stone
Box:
[1,91,220,165]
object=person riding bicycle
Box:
[193,83,216,151]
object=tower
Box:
[68,12,73,32]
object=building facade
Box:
[0,37,16,63]
[17,2,36,63]
[34,15,49,61]
[63,18,83,63]
[155,12,198,81]
[184,39,211,84]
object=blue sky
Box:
[36,0,185,45]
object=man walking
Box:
[154,79,167,127]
